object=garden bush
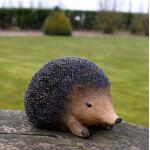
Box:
[141,15,149,36]
[121,13,133,30]
[43,7,72,36]
[130,15,143,34]
[96,11,117,33]
[130,14,149,35]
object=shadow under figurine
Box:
[24,56,122,138]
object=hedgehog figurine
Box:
[24,56,122,138]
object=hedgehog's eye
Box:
[85,102,92,107]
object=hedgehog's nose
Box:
[115,117,122,123]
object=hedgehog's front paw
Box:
[80,127,90,138]
[71,126,90,138]
[66,116,90,138]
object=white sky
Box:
[0,0,149,13]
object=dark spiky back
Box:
[24,57,110,129]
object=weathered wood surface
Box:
[0,110,148,150]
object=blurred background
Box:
[0,0,148,127]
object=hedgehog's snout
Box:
[104,117,122,130]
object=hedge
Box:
[0,8,49,29]
[0,8,148,35]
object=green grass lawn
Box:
[0,35,148,127]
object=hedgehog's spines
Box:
[24,57,110,129]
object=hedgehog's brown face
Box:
[68,86,122,129]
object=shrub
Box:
[96,11,117,33]
[130,14,149,35]
[141,15,149,36]
[114,13,133,31]
[130,15,143,34]
[43,7,72,36]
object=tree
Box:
[43,7,72,36]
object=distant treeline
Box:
[0,8,148,35]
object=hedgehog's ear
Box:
[73,85,86,95]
